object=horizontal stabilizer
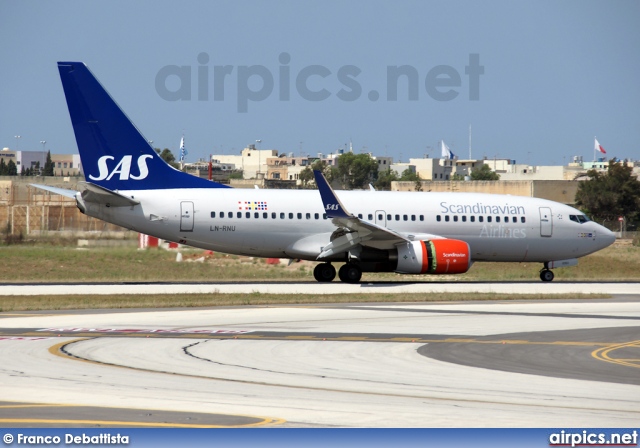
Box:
[30,184,78,199]
[78,182,140,206]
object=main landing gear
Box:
[539,262,555,282]
[313,263,336,282]
[338,263,362,283]
[313,262,362,283]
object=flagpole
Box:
[593,136,596,162]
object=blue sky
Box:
[1,0,638,166]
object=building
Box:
[408,157,457,181]
[213,145,278,179]
[51,153,82,176]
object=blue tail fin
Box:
[57,62,229,190]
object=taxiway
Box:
[0,295,639,427]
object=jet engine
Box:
[395,239,471,275]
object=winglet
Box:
[313,170,351,219]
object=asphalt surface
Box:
[1,295,639,427]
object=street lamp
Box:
[255,139,262,178]
[40,141,46,175]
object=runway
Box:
[1,296,639,427]
[1,281,640,295]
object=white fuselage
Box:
[80,188,615,263]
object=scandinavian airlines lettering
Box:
[326,204,340,211]
[479,225,527,238]
[89,155,153,181]
[440,201,525,215]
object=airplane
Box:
[33,62,616,283]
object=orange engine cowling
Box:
[395,239,471,275]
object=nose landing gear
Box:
[540,262,555,282]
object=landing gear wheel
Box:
[338,264,362,283]
[540,269,554,282]
[313,263,336,282]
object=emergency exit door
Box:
[180,201,194,232]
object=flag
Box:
[440,140,455,159]
[179,136,188,162]
[594,138,606,154]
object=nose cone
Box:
[598,225,616,250]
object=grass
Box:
[0,240,635,311]
[1,241,638,283]
[0,292,610,312]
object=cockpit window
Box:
[570,214,590,224]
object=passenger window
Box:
[210,212,216,218]
[436,215,441,222]
[403,215,408,221]
[289,213,294,219]
[323,213,327,219]
[496,216,500,223]
[453,215,458,222]
[237,212,242,218]
[419,215,424,221]
[263,212,268,219]
[411,215,416,221]
[297,213,302,219]
[445,215,450,222]
[479,216,483,223]
[358,214,363,219]
[487,216,492,223]
[228,212,233,218]
[387,214,392,221]
[470,216,475,222]
[395,214,400,221]
[315,213,319,219]
[462,216,467,222]
[521,216,526,223]
[255,212,259,218]
[368,214,373,220]
[272,212,276,219]
[306,213,311,219]
[280,212,285,219]
[512,216,516,223]
[246,212,251,219]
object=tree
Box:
[0,158,6,175]
[399,168,420,182]
[373,169,399,190]
[155,148,179,168]
[42,151,55,176]
[6,159,18,176]
[470,164,500,181]
[575,160,640,222]
[299,160,328,188]
[332,153,379,190]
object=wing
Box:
[313,170,442,259]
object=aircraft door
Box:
[180,201,194,232]
[539,207,552,237]
[375,210,387,227]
